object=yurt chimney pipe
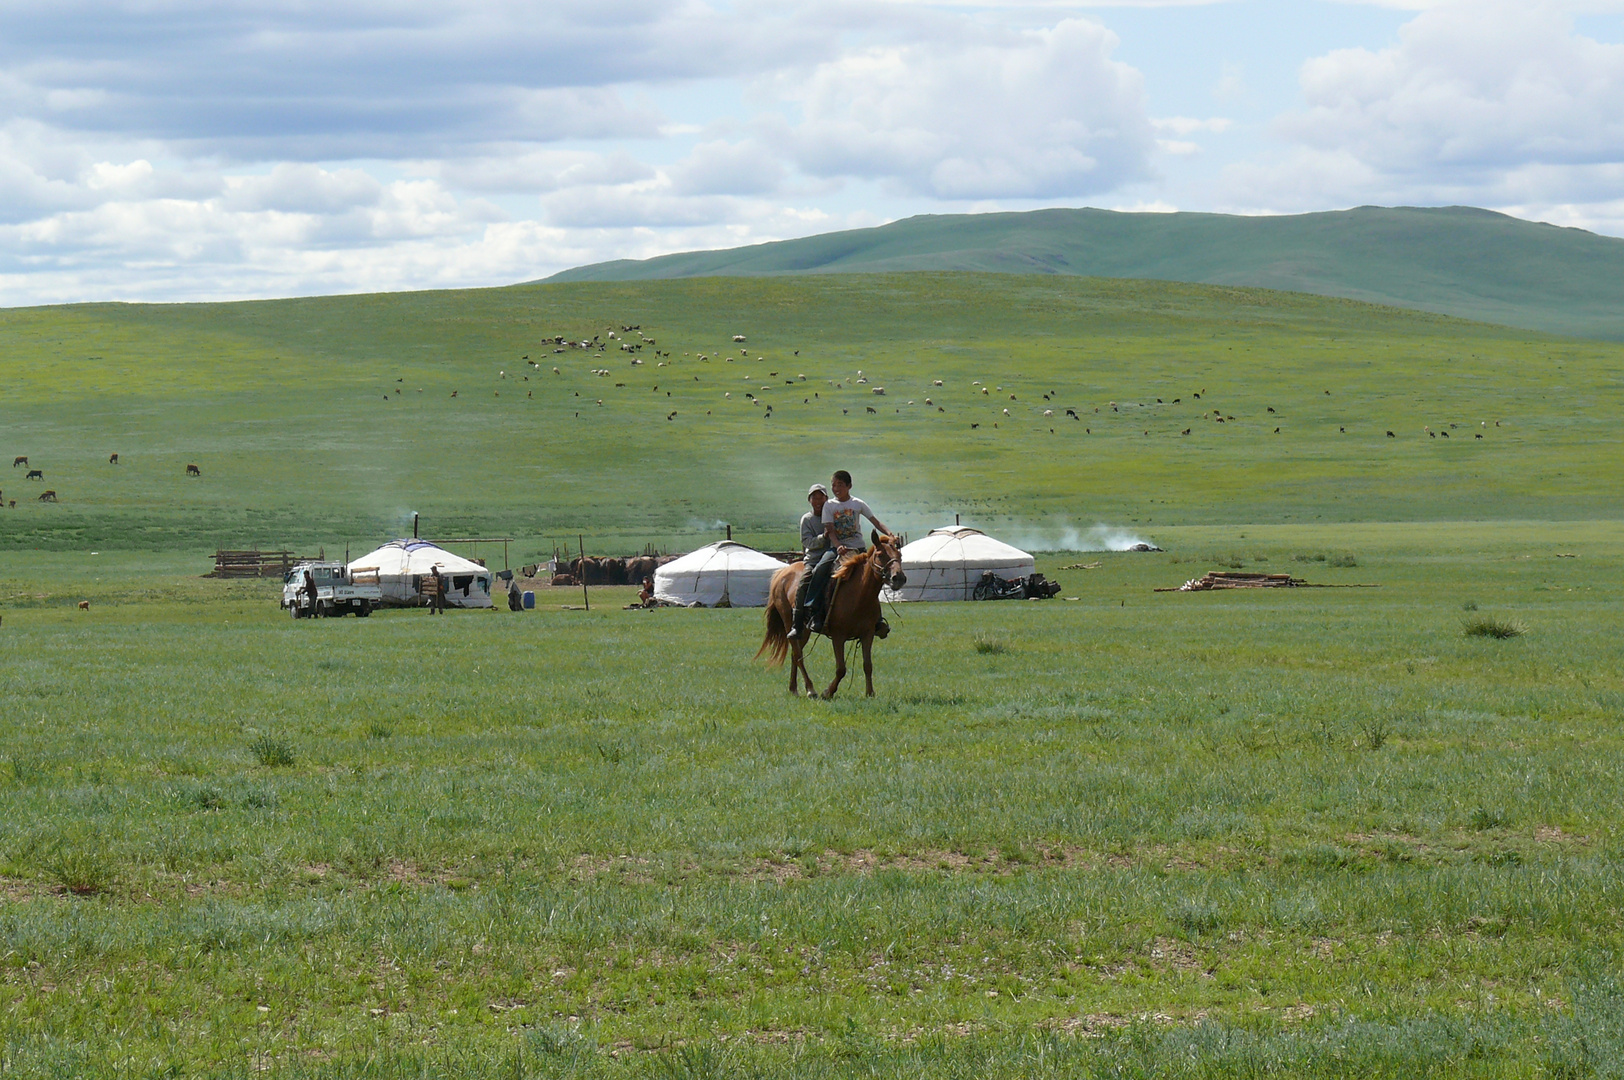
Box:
[413,513,419,539]
[726,524,732,541]
[955,513,960,526]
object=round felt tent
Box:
[653,541,787,607]
[348,539,493,608]
[880,526,1034,602]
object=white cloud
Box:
[772,18,1154,200]
[1282,3,1624,175]
[668,139,785,197]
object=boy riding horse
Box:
[788,470,893,641]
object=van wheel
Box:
[290,603,304,619]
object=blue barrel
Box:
[521,590,535,610]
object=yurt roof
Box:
[349,539,489,576]
[658,541,787,574]
[901,526,1032,566]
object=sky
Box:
[2,0,1623,304]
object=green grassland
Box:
[548,206,1624,342]
[2,523,1623,1076]
[0,273,1621,556]
[4,274,1624,1076]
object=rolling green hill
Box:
[547,206,1624,342]
[1,273,1620,557]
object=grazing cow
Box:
[186,464,201,476]
[12,456,25,467]
[38,490,56,501]
[77,601,89,611]
[109,453,119,464]
[1387,431,1396,438]
[25,469,42,480]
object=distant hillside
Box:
[546,206,1624,340]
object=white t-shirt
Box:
[821,496,878,551]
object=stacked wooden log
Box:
[208,549,315,578]
[1169,571,1307,592]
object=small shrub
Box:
[1172,898,1222,936]
[973,634,1007,655]
[248,736,296,768]
[365,720,393,739]
[1470,806,1509,831]
[1293,552,1327,563]
[49,847,114,896]
[1461,600,1479,612]
[1327,552,1359,568]
[528,1024,587,1057]
[1463,616,1525,639]
[190,785,226,810]
[1360,718,1391,751]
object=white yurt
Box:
[654,541,787,607]
[880,526,1035,602]
[348,539,493,608]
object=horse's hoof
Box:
[806,690,818,700]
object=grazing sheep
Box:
[866,406,877,414]
[1043,409,1053,417]
[1387,431,1396,438]
[933,380,943,386]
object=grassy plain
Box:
[3,274,1624,1076]
[0,273,1621,555]
[4,522,1624,1077]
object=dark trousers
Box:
[800,549,838,616]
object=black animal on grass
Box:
[25,469,42,480]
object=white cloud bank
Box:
[0,1,1622,303]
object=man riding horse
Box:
[788,470,892,641]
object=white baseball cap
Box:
[807,483,829,498]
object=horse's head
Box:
[871,530,906,589]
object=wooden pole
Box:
[579,534,589,611]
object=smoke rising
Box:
[1005,523,1157,552]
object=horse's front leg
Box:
[823,637,848,700]
[788,634,801,694]
[861,633,875,697]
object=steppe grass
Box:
[1,274,1622,555]
[2,522,1622,1076]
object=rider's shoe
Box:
[874,617,890,639]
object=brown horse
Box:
[757,532,906,699]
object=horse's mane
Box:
[831,537,896,584]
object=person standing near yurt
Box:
[790,470,893,640]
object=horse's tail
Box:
[756,601,790,666]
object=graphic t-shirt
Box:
[821,496,876,551]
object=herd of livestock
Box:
[546,553,679,587]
